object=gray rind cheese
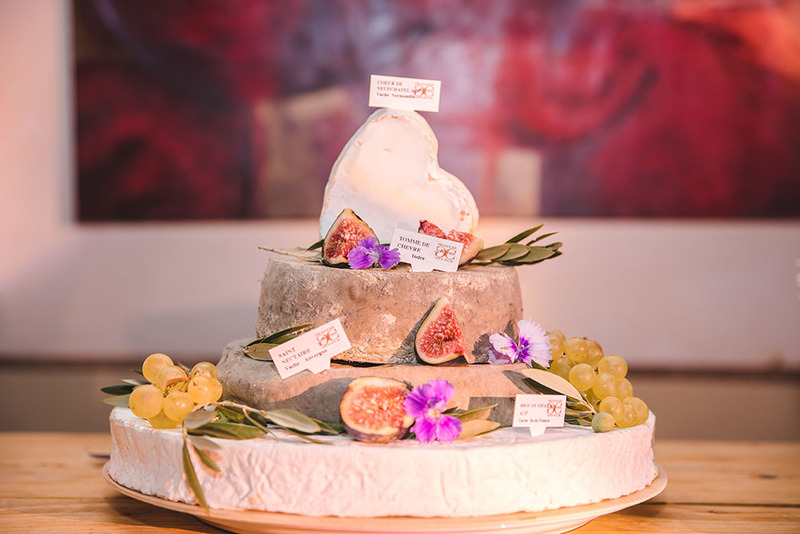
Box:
[218,338,534,426]
[255,257,523,364]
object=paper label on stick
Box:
[513,394,567,436]
[368,74,442,112]
[389,228,463,273]
[269,319,351,379]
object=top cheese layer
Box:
[320,108,479,243]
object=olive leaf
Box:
[189,421,266,440]
[520,369,584,403]
[122,378,147,387]
[192,445,221,472]
[188,435,221,452]
[102,394,131,407]
[264,409,322,434]
[182,441,208,509]
[244,323,313,361]
[472,224,562,267]
[242,344,275,361]
[454,404,497,423]
[312,418,345,435]
[506,224,544,244]
[306,238,324,251]
[101,384,135,396]
[216,404,246,423]
[183,409,217,430]
[495,243,531,262]
[526,231,558,245]
[474,244,511,262]
[458,420,501,440]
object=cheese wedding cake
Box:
[105,106,659,520]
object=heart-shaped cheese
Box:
[319,108,479,243]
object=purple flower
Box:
[403,379,462,443]
[348,237,400,270]
[489,320,551,368]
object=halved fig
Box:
[418,219,447,239]
[414,297,467,364]
[339,377,413,443]
[322,209,378,266]
[418,220,484,265]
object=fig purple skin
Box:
[415,297,467,364]
[322,208,378,266]
[339,377,413,443]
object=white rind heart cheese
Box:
[319,108,479,243]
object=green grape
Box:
[191,361,219,380]
[617,403,638,428]
[597,355,628,379]
[585,339,604,367]
[616,377,634,400]
[547,331,566,358]
[591,372,618,400]
[624,396,650,425]
[584,389,602,410]
[163,390,194,422]
[568,363,596,392]
[549,356,573,380]
[598,396,625,422]
[148,410,179,429]
[188,375,223,405]
[565,337,588,363]
[128,384,164,419]
[591,412,616,433]
[155,365,188,391]
[548,329,566,344]
[142,352,173,383]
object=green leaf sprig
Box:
[258,238,324,263]
[180,401,343,510]
[517,368,597,427]
[243,323,313,361]
[472,224,562,266]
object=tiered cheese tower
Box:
[217,108,531,425]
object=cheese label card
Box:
[389,228,463,273]
[512,394,567,437]
[368,74,442,113]
[269,319,351,379]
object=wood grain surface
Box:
[0,433,798,533]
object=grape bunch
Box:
[547,330,649,432]
[128,353,223,429]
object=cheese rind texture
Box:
[108,408,658,517]
[256,257,522,364]
[218,339,531,426]
[319,108,479,243]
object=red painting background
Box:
[74,0,800,221]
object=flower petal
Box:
[516,320,552,368]
[348,246,377,269]
[488,332,518,364]
[411,416,437,443]
[378,247,400,269]
[420,379,455,412]
[434,415,462,442]
[403,386,429,419]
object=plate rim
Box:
[103,463,666,533]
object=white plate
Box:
[104,464,666,534]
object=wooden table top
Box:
[0,432,798,533]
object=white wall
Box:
[1,1,798,369]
